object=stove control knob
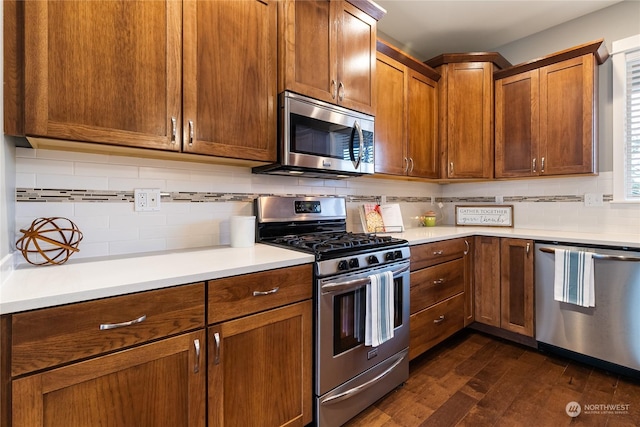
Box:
[349,258,360,269]
[385,252,395,261]
[337,260,349,271]
[394,250,403,259]
[368,255,379,265]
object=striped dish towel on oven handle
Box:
[365,270,395,347]
[553,249,595,307]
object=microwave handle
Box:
[350,120,364,170]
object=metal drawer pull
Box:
[213,332,221,365]
[99,314,146,330]
[188,120,194,145]
[171,117,177,144]
[434,315,445,324]
[464,240,470,255]
[193,339,201,374]
[338,81,345,101]
[532,157,537,173]
[253,287,279,296]
[541,157,545,173]
[539,247,640,262]
[433,250,444,255]
[526,243,530,254]
[331,80,337,99]
[433,279,445,285]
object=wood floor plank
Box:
[344,331,640,427]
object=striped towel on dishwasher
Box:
[365,270,395,347]
[554,249,595,307]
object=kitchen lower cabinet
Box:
[474,236,534,337]
[12,331,206,427]
[494,40,608,178]
[3,283,206,427]
[207,264,313,427]
[409,238,473,360]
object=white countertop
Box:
[2,227,638,315]
[393,226,640,248]
[0,245,314,315]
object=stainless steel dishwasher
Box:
[535,242,640,374]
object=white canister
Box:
[230,215,256,248]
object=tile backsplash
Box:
[14,148,639,263]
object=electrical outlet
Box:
[584,193,604,207]
[134,189,162,212]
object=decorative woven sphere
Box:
[16,217,83,266]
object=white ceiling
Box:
[375,0,623,61]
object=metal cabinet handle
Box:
[434,315,445,324]
[99,314,146,330]
[193,339,201,373]
[526,243,530,255]
[331,80,337,99]
[408,158,414,173]
[188,120,194,146]
[403,157,409,173]
[464,240,470,255]
[532,157,537,173]
[433,250,444,256]
[171,117,177,144]
[213,332,221,365]
[253,287,279,296]
[449,162,454,175]
[541,157,545,173]
[338,81,345,101]
[433,278,445,285]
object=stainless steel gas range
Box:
[255,196,410,427]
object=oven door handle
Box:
[321,264,409,294]
[319,348,408,406]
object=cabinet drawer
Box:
[11,283,205,376]
[410,238,469,271]
[410,258,464,314]
[409,293,464,360]
[208,264,313,324]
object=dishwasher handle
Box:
[539,246,640,262]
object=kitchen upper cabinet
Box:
[14,1,182,151]
[474,236,534,337]
[425,53,511,180]
[375,40,440,178]
[7,0,276,162]
[5,283,206,427]
[278,0,384,115]
[494,40,608,178]
[207,265,313,427]
[182,0,276,160]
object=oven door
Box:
[283,91,374,175]
[316,260,410,396]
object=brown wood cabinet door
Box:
[183,0,276,161]
[500,238,534,337]
[374,53,407,175]
[24,1,182,151]
[495,70,540,178]
[12,330,206,427]
[208,300,312,427]
[539,54,596,175]
[473,236,501,327]
[279,0,336,104]
[407,69,439,178]
[443,62,494,179]
[335,1,377,115]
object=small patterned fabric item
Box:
[554,249,595,307]
[365,271,395,347]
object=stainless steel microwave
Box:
[253,91,375,179]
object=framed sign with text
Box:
[455,205,514,227]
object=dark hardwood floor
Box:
[345,330,640,427]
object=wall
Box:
[7,1,640,267]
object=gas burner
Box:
[273,232,396,253]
